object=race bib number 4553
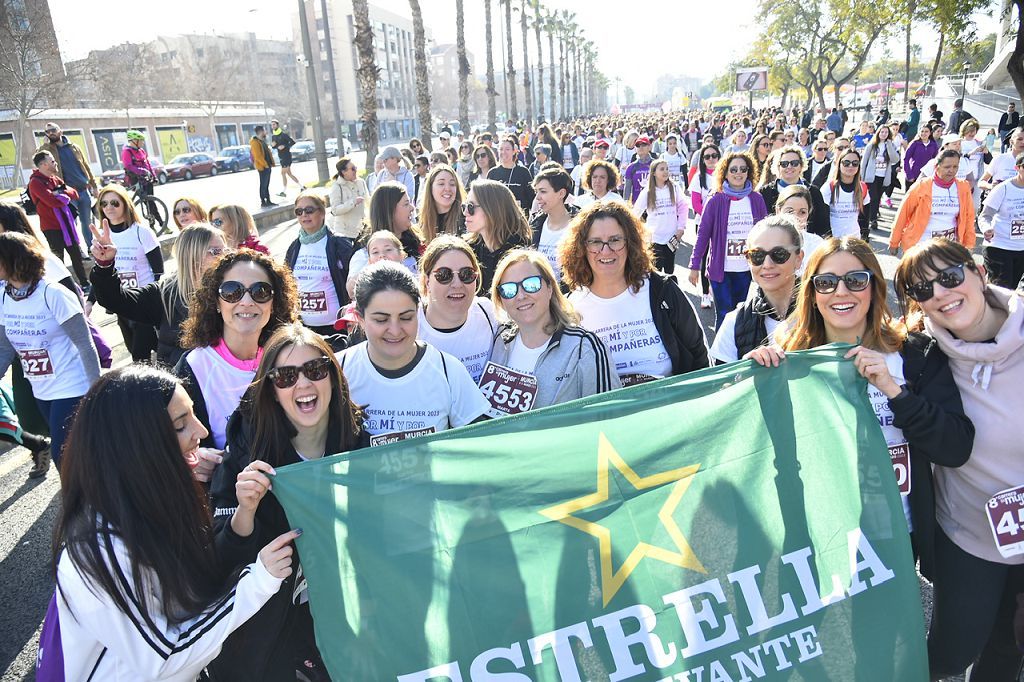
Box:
[478,362,538,418]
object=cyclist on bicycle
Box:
[122,130,155,195]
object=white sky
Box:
[49,0,999,102]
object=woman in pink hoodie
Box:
[895,238,1024,679]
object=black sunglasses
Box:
[218,280,274,304]
[840,159,860,167]
[432,266,478,285]
[294,206,319,216]
[778,159,802,169]
[461,201,480,216]
[173,206,193,215]
[904,263,970,302]
[99,199,122,208]
[745,246,796,266]
[498,275,544,300]
[811,270,872,294]
[703,153,720,160]
[267,356,332,389]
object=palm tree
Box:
[545,11,556,122]
[560,11,576,118]
[484,0,497,133]
[352,0,379,162]
[531,1,545,121]
[455,0,469,132]
[502,0,517,122]
[518,0,532,125]
[555,11,567,120]
[409,0,433,150]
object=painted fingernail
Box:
[294,528,303,536]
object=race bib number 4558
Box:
[478,362,538,418]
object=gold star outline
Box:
[539,432,706,606]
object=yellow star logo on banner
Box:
[539,432,706,606]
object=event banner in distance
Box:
[272,346,927,681]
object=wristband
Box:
[94,257,115,268]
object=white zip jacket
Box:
[52,532,282,681]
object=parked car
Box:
[290,140,315,162]
[100,161,168,187]
[325,137,353,156]
[215,146,254,172]
[164,152,218,181]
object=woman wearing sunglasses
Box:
[176,250,298,450]
[894,240,1023,679]
[688,151,768,328]
[93,185,164,361]
[463,179,533,292]
[710,215,803,364]
[747,236,973,596]
[0,232,99,475]
[417,236,496,383]
[758,144,831,238]
[91,222,228,368]
[208,324,364,681]
[978,151,1024,288]
[328,156,369,244]
[488,249,619,409]
[339,262,489,440]
[822,146,870,240]
[284,191,353,338]
[210,204,268,254]
[469,145,497,188]
[172,197,207,230]
[890,149,976,256]
[42,365,298,681]
[564,201,708,386]
[688,143,722,310]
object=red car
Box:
[164,152,219,181]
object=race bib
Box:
[370,426,436,447]
[1011,220,1024,240]
[20,349,54,377]
[478,362,538,418]
[726,239,747,257]
[299,291,328,314]
[118,271,138,288]
[985,485,1024,558]
[621,373,660,387]
[888,443,911,495]
[934,227,957,242]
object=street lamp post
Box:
[885,73,892,108]
[853,76,858,110]
[296,0,329,184]
[962,61,971,99]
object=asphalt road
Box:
[0,184,969,681]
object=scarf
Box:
[6,279,39,301]
[933,174,955,189]
[722,181,753,200]
[298,224,328,245]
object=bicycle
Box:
[125,176,170,236]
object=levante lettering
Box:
[398,528,894,682]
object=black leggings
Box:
[652,242,676,274]
[984,246,1024,290]
[867,176,889,227]
[43,230,87,286]
[927,526,1024,680]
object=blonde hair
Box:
[491,248,579,334]
[464,179,532,251]
[366,230,403,254]
[163,223,224,318]
[208,204,256,249]
[96,184,141,226]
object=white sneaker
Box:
[700,294,713,309]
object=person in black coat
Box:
[209,324,367,682]
[760,145,831,237]
[91,223,226,367]
[998,103,1020,151]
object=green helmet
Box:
[125,130,145,141]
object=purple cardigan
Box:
[688,191,768,282]
[904,139,938,183]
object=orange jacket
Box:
[889,178,975,250]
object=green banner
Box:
[273,347,928,681]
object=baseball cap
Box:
[594,140,610,149]
[439,131,451,139]
[635,136,652,146]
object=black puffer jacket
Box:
[647,271,710,376]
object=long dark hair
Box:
[357,181,422,259]
[54,366,228,624]
[697,143,722,191]
[242,324,362,467]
